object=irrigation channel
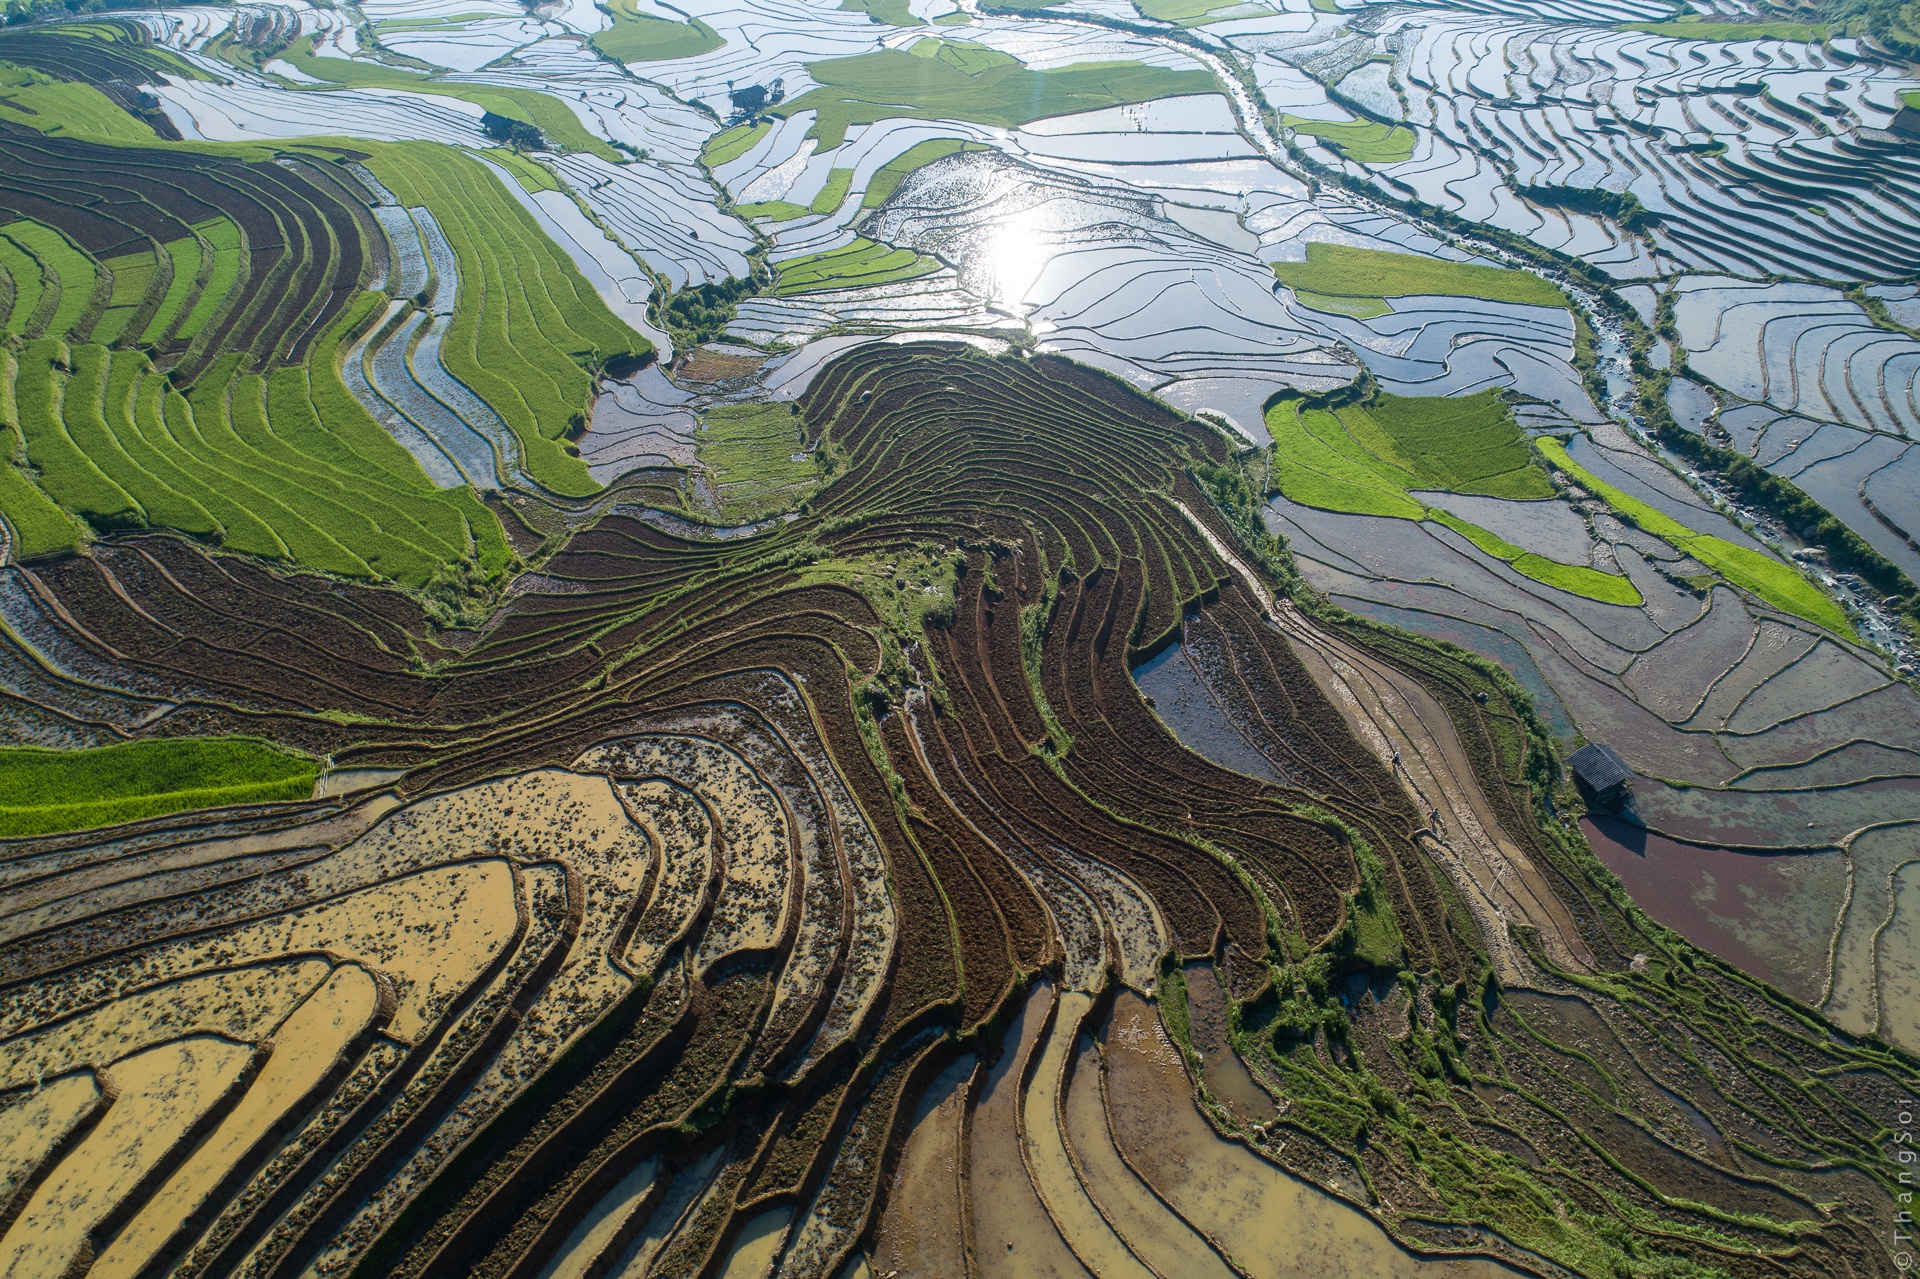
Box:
[1051,13,1913,674]
[871,14,1674,986]
[4,12,1914,1279]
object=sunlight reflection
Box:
[977,204,1058,317]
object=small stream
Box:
[1084,20,1909,670]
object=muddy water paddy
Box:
[1582,816,1844,1002]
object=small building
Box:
[1568,742,1633,809]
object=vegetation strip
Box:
[1266,392,1642,605]
[779,40,1218,149]
[1538,437,1855,638]
[0,737,316,837]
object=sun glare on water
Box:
[978,204,1061,316]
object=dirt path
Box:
[1174,502,1591,982]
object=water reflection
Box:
[868,149,1159,310]
[979,204,1054,316]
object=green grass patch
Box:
[695,402,820,522]
[7,301,511,585]
[0,232,44,336]
[0,456,81,558]
[371,12,497,34]
[0,737,318,839]
[1268,391,1555,505]
[1284,115,1415,163]
[1,220,97,340]
[703,121,770,167]
[589,3,724,62]
[734,199,812,222]
[862,137,986,208]
[1274,242,1568,309]
[14,337,143,529]
[176,216,242,341]
[186,353,416,579]
[781,40,1218,149]
[811,167,855,215]
[369,142,648,496]
[1136,0,1257,24]
[89,247,157,346]
[484,146,561,192]
[1269,399,1427,520]
[840,0,918,24]
[774,237,939,295]
[1343,839,1405,969]
[1537,437,1853,637]
[1428,510,1643,605]
[1158,961,1193,1051]
[1510,552,1644,604]
[0,71,158,144]
[1293,289,1390,319]
[61,343,214,535]
[733,168,856,218]
[1267,393,1642,605]
[1617,16,1830,40]
[0,346,82,559]
[139,233,200,343]
[280,39,621,161]
[795,541,961,636]
[1355,392,1557,499]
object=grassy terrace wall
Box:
[0,118,653,578]
[776,40,1218,148]
[1266,390,1645,606]
[0,343,1907,1279]
[368,143,645,498]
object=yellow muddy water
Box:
[872,1054,972,1277]
[716,1206,792,1278]
[1103,992,1515,1279]
[0,1034,255,1277]
[0,1070,100,1205]
[1023,990,1156,1279]
[1181,963,1276,1124]
[970,983,1091,1278]
[1062,1032,1235,1279]
[89,965,383,1279]
[532,1156,659,1279]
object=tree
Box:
[481,111,545,151]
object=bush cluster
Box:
[661,270,767,347]
[481,111,546,152]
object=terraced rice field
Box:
[0,1,1916,1277]
[0,336,1904,1278]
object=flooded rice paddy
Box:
[1,0,1916,1274]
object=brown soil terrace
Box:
[0,344,1909,1279]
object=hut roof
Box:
[1568,742,1632,794]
